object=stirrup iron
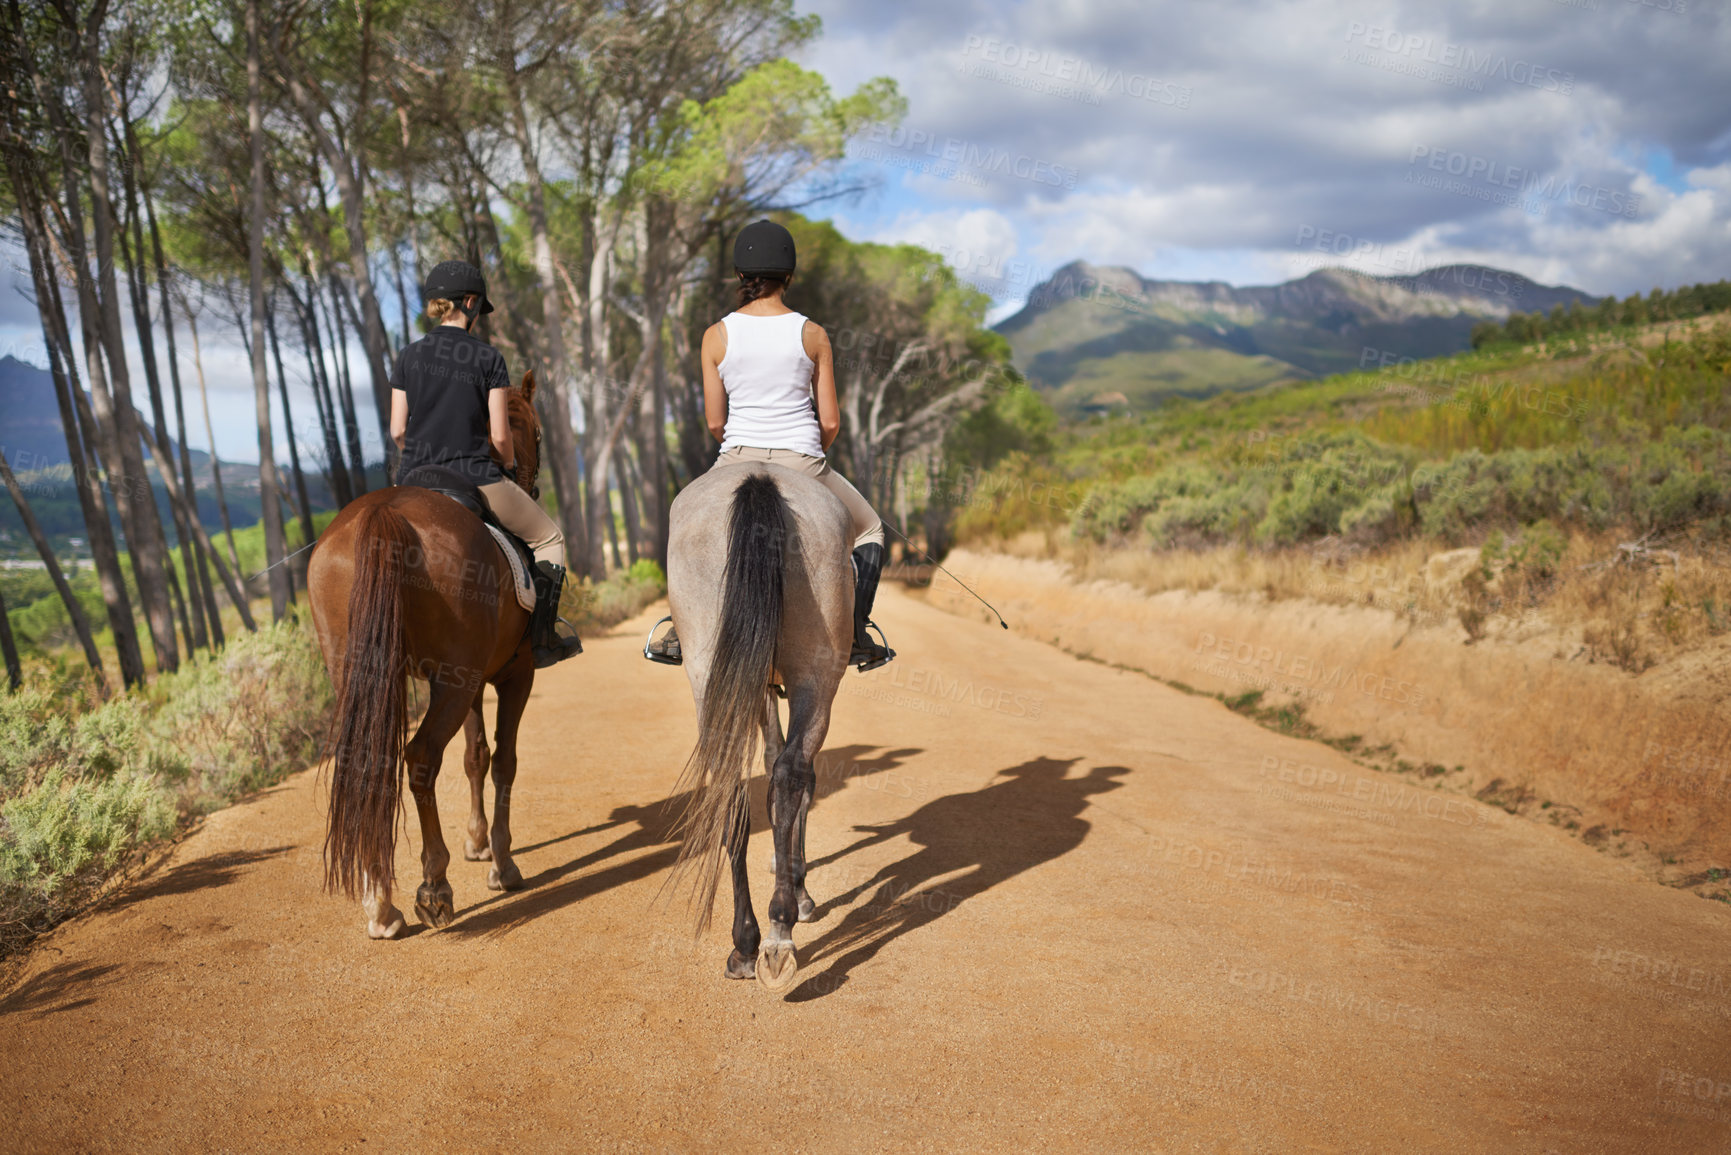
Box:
[644,616,682,665]
[853,621,895,673]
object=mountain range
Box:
[0,355,307,550]
[0,354,230,474]
[993,262,1598,414]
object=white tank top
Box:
[717,310,824,458]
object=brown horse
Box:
[307,372,544,938]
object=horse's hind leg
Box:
[763,691,786,868]
[790,784,814,923]
[763,689,813,923]
[761,690,784,778]
[361,872,405,940]
[484,651,533,892]
[760,693,823,991]
[724,792,759,980]
[407,683,473,929]
[462,692,492,862]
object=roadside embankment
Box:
[917,548,1731,895]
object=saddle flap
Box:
[397,464,536,600]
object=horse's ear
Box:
[519,369,537,402]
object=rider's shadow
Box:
[785,757,1129,1003]
[447,743,924,939]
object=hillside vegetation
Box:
[934,312,1731,671]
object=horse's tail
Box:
[670,472,788,933]
[324,502,414,900]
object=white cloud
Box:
[870,206,1019,258]
[797,0,1731,301]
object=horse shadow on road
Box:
[446,743,924,939]
[785,756,1130,1003]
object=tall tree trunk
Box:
[135,415,258,633]
[398,105,423,283]
[7,144,144,688]
[0,586,19,692]
[269,21,394,462]
[642,208,673,567]
[296,302,342,504]
[146,190,222,650]
[603,476,622,572]
[0,447,106,688]
[616,443,641,567]
[81,17,179,672]
[185,305,242,576]
[164,556,195,658]
[247,0,290,620]
[321,270,370,492]
[467,178,535,377]
[114,128,201,656]
[388,240,410,353]
[667,294,711,482]
[288,270,353,506]
[268,303,318,554]
[498,38,588,578]
[580,207,623,578]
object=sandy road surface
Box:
[3,584,1730,1153]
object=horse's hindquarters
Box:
[664,463,855,986]
[305,488,535,940]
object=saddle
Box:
[396,463,537,611]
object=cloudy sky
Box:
[3,0,1725,462]
[797,0,1730,320]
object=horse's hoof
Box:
[757,935,798,993]
[796,889,816,923]
[487,862,524,891]
[464,843,492,862]
[725,949,756,980]
[367,907,406,939]
[414,883,456,929]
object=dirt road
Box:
[3,584,1729,1153]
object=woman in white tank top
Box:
[645,219,893,671]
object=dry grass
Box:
[1558,543,1731,672]
[992,530,1453,624]
[975,526,1731,674]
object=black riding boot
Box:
[850,542,895,671]
[531,560,583,668]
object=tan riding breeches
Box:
[478,479,565,568]
[712,446,886,550]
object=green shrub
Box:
[1072,431,1409,548]
[573,559,669,632]
[1339,489,1404,546]
[0,617,334,956]
[0,767,176,895]
[1411,429,1731,542]
[147,620,334,809]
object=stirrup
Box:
[851,621,895,673]
[644,616,682,665]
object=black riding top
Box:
[391,326,509,485]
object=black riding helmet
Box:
[422,259,494,317]
[733,219,797,277]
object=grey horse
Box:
[663,462,853,992]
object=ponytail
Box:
[736,273,788,309]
